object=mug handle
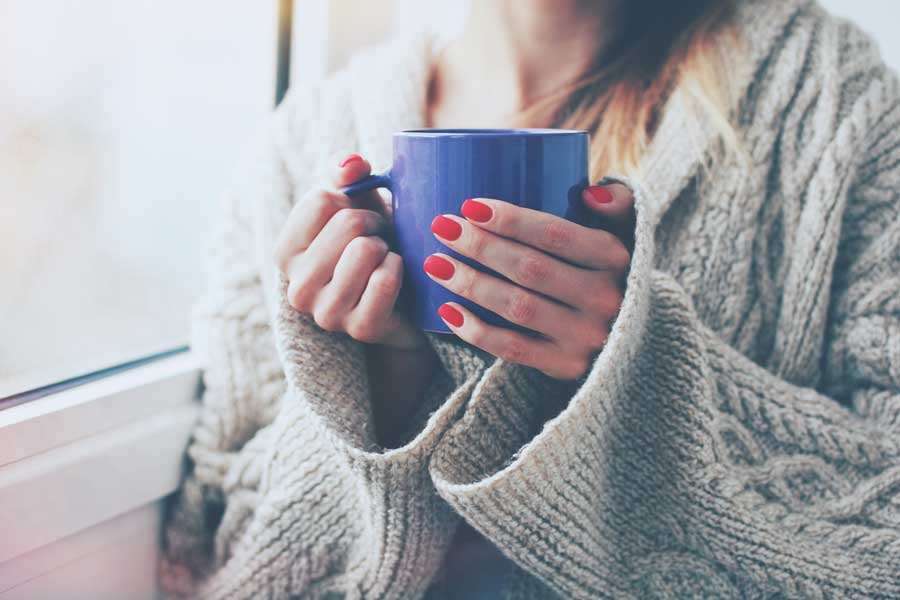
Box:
[340,171,392,196]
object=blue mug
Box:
[342,128,591,334]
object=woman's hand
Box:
[273,153,427,353]
[423,183,635,380]
[275,153,439,447]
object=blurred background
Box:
[1,0,897,399]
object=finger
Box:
[431,214,623,309]
[436,302,589,380]
[582,183,636,251]
[275,189,352,272]
[329,151,371,187]
[314,235,389,327]
[582,183,633,223]
[456,199,630,271]
[347,251,405,343]
[422,252,582,341]
[285,208,385,310]
[431,210,630,278]
[329,151,387,217]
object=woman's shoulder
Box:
[729,0,899,188]
[736,0,897,123]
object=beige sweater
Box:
[159,0,900,597]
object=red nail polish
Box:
[438,304,464,327]
[461,199,493,223]
[423,255,455,280]
[586,186,614,204]
[431,215,462,241]
[339,153,363,168]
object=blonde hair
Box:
[519,0,744,180]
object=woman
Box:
[161,0,900,597]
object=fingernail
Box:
[339,153,363,168]
[438,303,464,327]
[431,215,462,241]
[460,199,493,223]
[586,186,614,204]
[423,255,455,280]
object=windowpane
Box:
[0,1,277,397]
[819,0,900,70]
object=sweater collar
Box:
[637,0,814,222]
[350,0,812,225]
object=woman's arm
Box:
[160,83,475,599]
[428,76,900,599]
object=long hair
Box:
[519,0,743,179]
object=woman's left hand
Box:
[423,183,635,380]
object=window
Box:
[1,1,279,399]
[3,0,897,404]
[818,0,900,70]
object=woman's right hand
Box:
[273,153,427,352]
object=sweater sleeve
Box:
[429,88,900,599]
[159,77,490,599]
[158,113,293,597]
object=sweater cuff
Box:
[261,270,497,598]
[427,175,656,597]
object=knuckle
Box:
[545,357,589,381]
[305,189,336,214]
[582,323,610,349]
[300,188,323,206]
[466,326,485,347]
[507,289,538,324]
[335,209,373,237]
[286,277,312,313]
[467,228,490,258]
[543,219,573,251]
[515,253,550,286]
[608,241,631,274]
[346,235,387,259]
[564,358,591,380]
[345,318,379,343]
[369,267,402,298]
[312,304,343,332]
[455,268,477,299]
[499,336,531,364]
[585,279,624,316]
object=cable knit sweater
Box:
[159,0,900,597]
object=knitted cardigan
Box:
[160,0,900,597]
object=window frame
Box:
[0,351,201,563]
[0,1,294,592]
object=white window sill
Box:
[0,352,200,593]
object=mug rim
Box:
[397,128,587,137]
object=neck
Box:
[469,0,615,99]
[429,0,618,127]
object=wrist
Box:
[367,343,439,448]
[369,342,436,371]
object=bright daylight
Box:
[2,0,899,598]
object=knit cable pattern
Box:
[160,1,900,597]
